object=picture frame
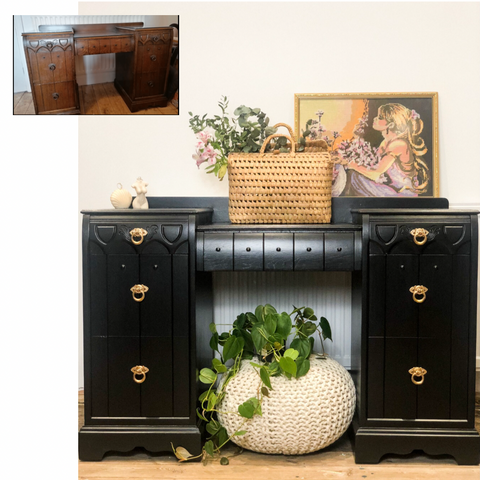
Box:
[294,93,439,197]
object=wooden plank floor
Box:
[14,83,178,115]
[78,390,480,479]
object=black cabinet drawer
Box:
[234,233,264,270]
[264,233,294,270]
[369,216,472,255]
[203,233,234,271]
[294,233,324,270]
[324,233,354,271]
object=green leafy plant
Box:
[189,96,277,180]
[172,304,332,464]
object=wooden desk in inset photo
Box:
[22,22,175,114]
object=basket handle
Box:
[260,133,296,157]
[272,123,295,139]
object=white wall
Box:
[77,2,480,389]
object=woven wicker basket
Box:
[228,123,333,224]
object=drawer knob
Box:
[410,228,429,245]
[52,93,59,100]
[150,54,157,61]
[337,247,342,252]
[216,247,221,252]
[130,227,148,245]
[131,284,149,302]
[276,247,281,252]
[246,247,251,252]
[409,367,427,385]
[306,247,312,252]
[131,365,149,384]
[409,285,428,303]
[46,42,54,49]
[48,63,56,71]
[148,81,154,87]
[153,36,159,41]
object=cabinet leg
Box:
[79,426,203,461]
[354,427,480,465]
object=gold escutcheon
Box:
[131,365,149,384]
[131,284,149,302]
[409,367,427,385]
[410,228,429,246]
[409,285,428,303]
[130,228,148,245]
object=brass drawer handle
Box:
[131,365,149,384]
[150,54,157,61]
[409,367,427,385]
[49,63,56,71]
[131,284,149,302]
[409,285,428,303]
[52,93,59,100]
[130,227,148,245]
[410,228,429,245]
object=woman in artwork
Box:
[341,103,430,196]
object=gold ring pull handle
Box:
[410,228,429,246]
[130,228,148,245]
[131,365,149,384]
[131,284,149,302]
[409,367,427,385]
[409,285,428,303]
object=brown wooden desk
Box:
[22,22,174,114]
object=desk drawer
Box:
[76,40,88,56]
[324,233,354,271]
[199,231,358,271]
[234,233,263,270]
[138,44,169,73]
[111,37,134,53]
[98,39,111,54]
[203,233,233,271]
[264,234,294,270]
[136,73,165,98]
[26,43,74,84]
[294,233,324,270]
[33,81,77,113]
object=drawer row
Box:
[76,36,134,55]
[196,231,361,271]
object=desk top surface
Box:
[23,22,175,40]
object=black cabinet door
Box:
[367,247,468,423]
[87,219,191,423]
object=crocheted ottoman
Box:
[217,355,355,455]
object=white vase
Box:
[217,355,356,455]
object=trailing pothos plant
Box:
[171,304,332,464]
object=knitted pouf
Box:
[217,355,355,455]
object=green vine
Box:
[172,304,332,464]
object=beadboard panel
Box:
[212,271,352,369]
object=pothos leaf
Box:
[320,317,332,341]
[204,440,215,456]
[260,366,272,389]
[222,335,245,362]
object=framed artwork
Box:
[294,93,439,197]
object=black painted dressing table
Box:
[79,197,480,464]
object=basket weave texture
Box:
[217,356,356,455]
[227,123,333,224]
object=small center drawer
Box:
[203,233,233,271]
[324,233,354,271]
[199,230,359,272]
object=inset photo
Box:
[13,15,179,115]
